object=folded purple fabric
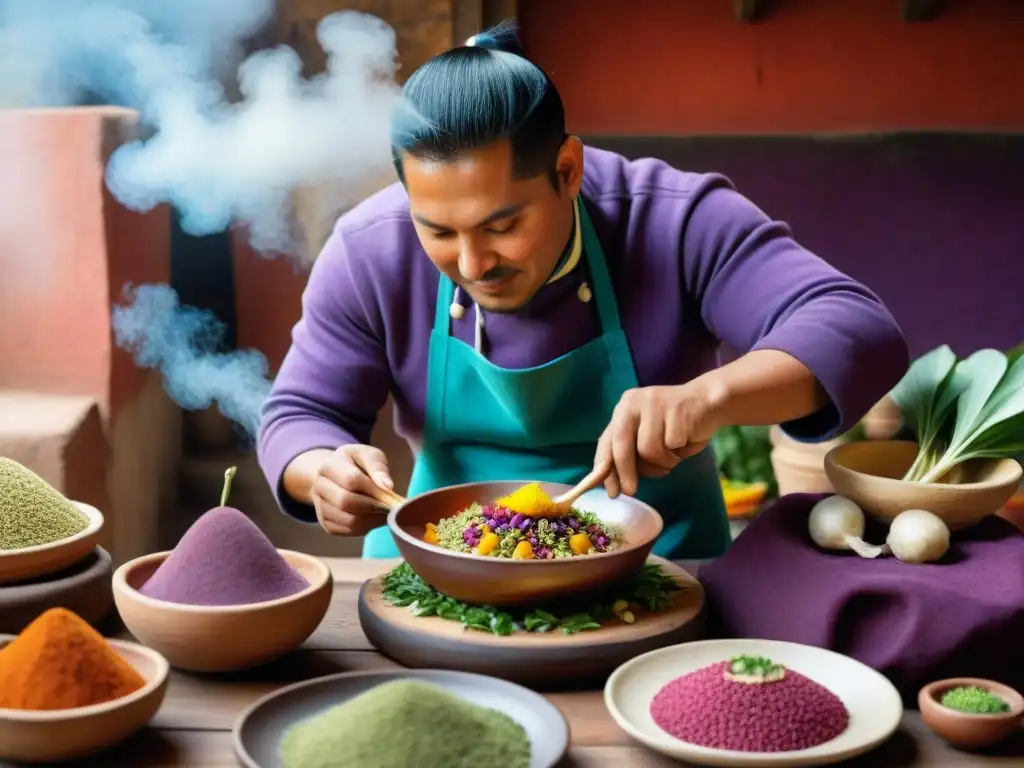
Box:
[700,494,1024,701]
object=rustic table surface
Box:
[43,558,1024,767]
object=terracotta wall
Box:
[519,0,1024,134]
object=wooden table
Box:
[61,558,1024,767]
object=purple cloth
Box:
[700,494,1024,702]
[258,146,909,523]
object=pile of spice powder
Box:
[650,658,849,752]
[0,607,146,710]
[279,679,531,768]
[140,506,309,606]
[0,457,88,550]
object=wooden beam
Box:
[902,0,944,22]
[734,0,761,23]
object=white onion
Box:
[886,509,950,563]
[808,496,883,558]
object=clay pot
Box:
[919,677,1024,749]
[769,426,844,496]
[824,441,1022,529]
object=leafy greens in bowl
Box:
[889,345,1024,485]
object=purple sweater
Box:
[259,146,909,523]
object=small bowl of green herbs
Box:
[919,677,1024,749]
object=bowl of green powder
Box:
[233,669,569,768]
[0,458,104,584]
[919,677,1024,748]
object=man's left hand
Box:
[595,379,726,498]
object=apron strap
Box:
[577,198,623,334]
[434,271,456,333]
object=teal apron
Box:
[362,199,731,559]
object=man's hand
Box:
[595,379,726,498]
[310,445,395,536]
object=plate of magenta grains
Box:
[604,639,904,766]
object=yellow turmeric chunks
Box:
[424,523,439,545]
[569,532,593,555]
[474,531,499,556]
[512,540,534,560]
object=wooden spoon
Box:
[361,475,407,512]
[552,457,614,509]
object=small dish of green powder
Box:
[940,686,1011,715]
[0,458,90,551]
[235,670,569,768]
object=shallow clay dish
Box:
[0,502,104,584]
[388,481,662,606]
[0,546,113,634]
[918,677,1024,749]
[824,441,1021,529]
[113,549,332,672]
[605,638,903,767]
[233,669,569,768]
[0,635,168,763]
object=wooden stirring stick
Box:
[552,457,614,508]
[362,474,407,512]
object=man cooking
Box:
[257,26,909,560]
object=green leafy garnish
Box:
[712,425,776,496]
[890,346,1024,483]
[380,562,681,637]
[940,686,1010,714]
[728,655,783,677]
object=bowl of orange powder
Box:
[0,607,169,763]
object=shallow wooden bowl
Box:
[919,677,1024,749]
[824,441,1022,530]
[0,546,113,634]
[112,550,333,673]
[0,502,104,584]
[387,480,663,606]
[0,635,168,763]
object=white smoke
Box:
[0,0,401,256]
[0,0,408,435]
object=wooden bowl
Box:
[112,550,333,673]
[0,635,168,763]
[0,502,104,584]
[919,677,1024,749]
[387,480,663,606]
[0,546,113,634]
[824,441,1022,529]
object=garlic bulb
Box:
[808,496,883,558]
[886,509,950,563]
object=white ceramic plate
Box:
[605,639,903,767]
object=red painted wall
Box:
[519,0,1024,134]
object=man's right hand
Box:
[309,445,395,536]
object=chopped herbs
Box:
[725,655,786,684]
[940,686,1011,714]
[380,562,681,636]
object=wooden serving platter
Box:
[357,557,706,690]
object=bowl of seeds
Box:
[0,458,104,584]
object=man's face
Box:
[402,138,583,313]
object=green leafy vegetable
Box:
[712,425,776,496]
[890,346,1024,483]
[380,562,681,637]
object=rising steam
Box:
[114,284,272,438]
[0,0,410,435]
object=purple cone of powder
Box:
[140,506,309,606]
[650,661,849,752]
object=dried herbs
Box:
[381,562,681,636]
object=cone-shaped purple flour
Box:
[140,496,310,607]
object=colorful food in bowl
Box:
[650,655,849,752]
[423,483,621,559]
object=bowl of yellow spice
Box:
[388,480,663,606]
[0,607,169,763]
